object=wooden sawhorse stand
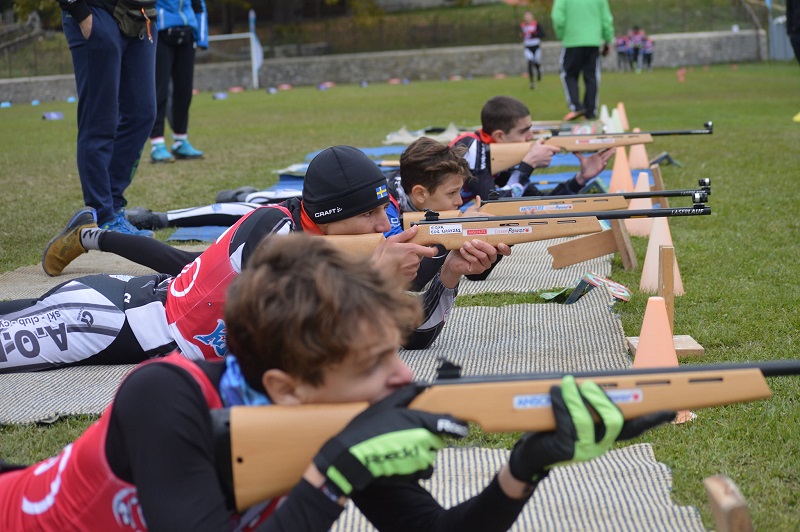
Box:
[625,245,705,358]
[546,163,669,271]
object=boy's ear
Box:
[262,369,303,405]
[410,184,429,208]
[490,129,507,143]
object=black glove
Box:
[508,376,676,482]
[313,384,469,496]
[601,43,610,57]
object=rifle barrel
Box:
[649,121,713,136]
[485,188,709,203]
[426,360,800,386]
[554,122,713,138]
[416,206,711,224]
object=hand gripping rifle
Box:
[401,179,711,228]
[490,122,714,174]
[211,359,800,510]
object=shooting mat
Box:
[0,244,207,300]
[333,444,705,532]
[457,238,612,295]
[402,284,629,382]
[0,280,626,425]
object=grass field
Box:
[0,61,799,528]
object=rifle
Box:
[328,212,605,256]
[212,359,800,510]
[490,122,714,174]
[402,180,710,228]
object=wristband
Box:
[319,480,346,504]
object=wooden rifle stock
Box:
[489,122,713,174]
[218,359,800,510]
[327,214,604,255]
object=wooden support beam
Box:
[628,243,705,358]
[658,245,675,332]
[704,475,754,532]
[650,164,670,208]
[547,219,637,270]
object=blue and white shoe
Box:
[150,143,175,163]
[100,210,154,238]
[172,139,204,159]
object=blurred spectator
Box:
[520,11,545,89]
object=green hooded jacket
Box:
[551,0,615,48]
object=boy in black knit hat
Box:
[7,147,508,372]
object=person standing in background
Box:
[57,0,157,236]
[148,0,208,162]
[520,11,545,90]
[614,32,630,71]
[551,0,615,121]
[628,26,646,73]
[788,0,800,122]
[788,0,800,64]
[642,36,654,72]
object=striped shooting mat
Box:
[0,282,623,424]
[457,238,612,296]
[334,444,704,532]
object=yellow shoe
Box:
[42,207,97,276]
[793,112,800,123]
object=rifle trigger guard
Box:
[423,209,441,221]
[436,358,462,380]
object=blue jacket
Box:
[156,0,208,48]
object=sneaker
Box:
[563,109,586,121]
[126,206,168,230]
[42,207,97,276]
[100,210,154,238]
[172,139,204,159]
[215,186,258,203]
[150,143,175,163]
[529,82,536,90]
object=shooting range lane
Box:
[0,245,207,424]
[401,283,629,381]
[334,444,704,531]
[457,238,611,294]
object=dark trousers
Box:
[62,8,156,226]
[559,46,601,117]
[791,33,800,65]
[151,27,196,139]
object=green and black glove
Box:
[313,384,469,497]
[508,376,676,483]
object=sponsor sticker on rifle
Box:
[513,393,551,409]
[428,224,463,235]
[465,227,532,236]
[604,389,644,404]
[512,388,643,410]
[519,204,574,214]
[576,138,616,145]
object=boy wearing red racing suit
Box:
[1,146,505,372]
[0,234,674,530]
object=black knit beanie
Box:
[302,146,390,224]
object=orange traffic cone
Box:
[632,297,695,423]
[608,147,635,193]
[616,102,630,131]
[641,217,684,295]
[628,127,651,170]
[624,172,653,237]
